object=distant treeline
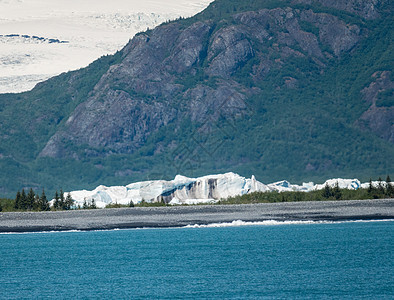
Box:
[14,188,51,212]
[0,189,74,212]
[0,188,107,212]
[0,177,393,212]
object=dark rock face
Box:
[300,10,361,56]
[357,71,394,143]
[41,19,253,158]
[167,21,213,73]
[207,25,255,77]
[234,7,362,63]
[39,1,386,159]
[41,22,212,157]
[293,0,380,19]
[185,82,247,123]
[321,0,380,20]
[41,90,177,156]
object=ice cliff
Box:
[65,172,366,208]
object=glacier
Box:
[62,172,374,208]
[0,0,213,93]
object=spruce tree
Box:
[322,183,332,199]
[14,191,21,210]
[377,177,385,195]
[54,191,60,210]
[367,178,375,196]
[27,188,35,210]
[0,201,2,212]
[60,189,65,210]
[20,189,27,210]
[91,199,97,209]
[40,189,50,211]
[386,175,393,197]
[65,193,74,210]
[333,181,342,200]
[83,198,88,209]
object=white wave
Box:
[1,219,392,235]
[184,220,323,228]
[183,219,394,228]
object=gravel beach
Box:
[0,199,393,233]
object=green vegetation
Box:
[105,202,134,209]
[180,0,368,28]
[0,189,74,212]
[376,88,394,107]
[10,188,50,211]
[0,198,14,212]
[219,181,394,205]
[0,0,392,197]
[134,199,167,207]
[0,176,392,212]
[53,189,74,210]
[82,198,97,209]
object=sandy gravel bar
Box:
[0,199,393,232]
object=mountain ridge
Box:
[0,0,393,197]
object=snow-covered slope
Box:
[63,173,374,208]
[0,0,213,93]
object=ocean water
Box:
[0,221,393,299]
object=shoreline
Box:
[0,199,393,233]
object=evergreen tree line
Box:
[221,175,394,205]
[82,198,97,209]
[53,189,74,210]
[322,176,393,200]
[13,188,74,211]
[14,188,50,211]
[321,182,343,200]
[366,176,394,199]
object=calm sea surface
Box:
[0,221,393,299]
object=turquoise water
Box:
[1,221,393,299]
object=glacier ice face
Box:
[315,178,361,191]
[360,180,389,189]
[65,172,271,208]
[267,178,362,192]
[61,173,378,208]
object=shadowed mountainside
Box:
[0,0,393,196]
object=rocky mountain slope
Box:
[0,0,393,197]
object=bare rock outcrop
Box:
[357,71,394,143]
[38,2,382,159]
[293,0,381,20]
